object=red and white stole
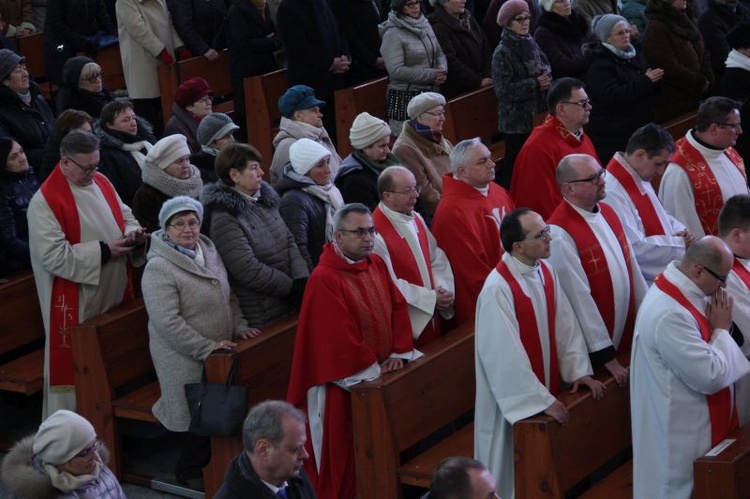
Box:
[732,258,750,290]
[670,137,746,235]
[496,259,560,395]
[654,273,738,446]
[40,166,134,388]
[548,202,635,350]
[373,207,440,344]
[606,155,667,236]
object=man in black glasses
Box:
[630,235,750,499]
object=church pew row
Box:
[243,68,289,180]
[350,322,476,499]
[334,76,389,158]
[694,420,750,499]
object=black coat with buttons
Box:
[0,82,55,175]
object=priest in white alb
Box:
[604,124,696,285]
[373,166,455,346]
[547,154,648,387]
[475,207,604,499]
[630,236,750,499]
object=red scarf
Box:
[548,202,635,350]
[606,156,667,236]
[654,273,738,446]
[373,207,440,345]
[670,137,746,235]
[496,259,560,395]
[40,166,133,388]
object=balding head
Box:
[678,236,733,295]
[557,154,606,212]
[378,166,419,215]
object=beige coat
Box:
[115,0,183,99]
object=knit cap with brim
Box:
[591,14,629,42]
[406,92,446,120]
[32,410,96,465]
[498,0,530,26]
[289,138,331,176]
[197,113,239,147]
[349,112,391,150]
[158,195,204,228]
[0,49,25,82]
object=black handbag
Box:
[386,87,423,121]
[184,356,247,437]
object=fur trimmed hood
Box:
[200,180,281,216]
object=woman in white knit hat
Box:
[1,409,126,498]
[336,112,402,210]
[277,138,345,271]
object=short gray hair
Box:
[333,203,372,230]
[60,130,99,157]
[449,137,483,175]
[243,400,306,453]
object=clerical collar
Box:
[690,129,725,151]
[571,128,583,140]
[566,199,599,216]
[511,255,540,275]
[333,242,365,264]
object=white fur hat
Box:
[289,138,331,175]
[32,410,96,465]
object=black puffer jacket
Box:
[335,153,380,211]
[0,82,55,175]
[0,167,38,272]
[534,10,589,79]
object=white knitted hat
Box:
[349,112,391,150]
[407,92,446,120]
[289,138,331,175]
[146,134,190,170]
[32,410,96,465]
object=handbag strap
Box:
[225,353,239,387]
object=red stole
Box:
[654,273,738,446]
[606,156,667,236]
[670,137,747,235]
[40,167,133,388]
[373,207,440,344]
[732,258,750,290]
[548,202,635,350]
[497,259,561,395]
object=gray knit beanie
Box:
[197,113,240,147]
[591,14,629,43]
[158,195,204,228]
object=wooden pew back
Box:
[96,44,126,92]
[694,421,750,499]
[243,68,288,179]
[335,77,389,157]
[16,33,54,101]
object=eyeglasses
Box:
[387,185,421,196]
[404,0,421,7]
[567,169,605,184]
[523,226,551,241]
[169,220,201,230]
[80,71,104,83]
[422,110,445,117]
[702,265,728,283]
[74,440,102,459]
[513,15,532,22]
[66,156,99,174]
[611,29,631,36]
[717,122,742,131]
[560,99,591,108]
[337,227,377,238]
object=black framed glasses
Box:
[66,156,99,174]
[702,265,728,283]
[560,99,591,108]
[337,227,377,238]
[567,169,605,184]
[523,226,551,242]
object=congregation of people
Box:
[1,0,750,497]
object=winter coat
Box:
[190,149,220,184]
[718,53,750,170]
[379,11,448,92]
[483,0,540,49]
[215,451,316,499]
[571,0,618,26]
[0,82,55,173]
[164,103,201,154]
[142,231,248,432]
[0,167,38,272]
[0,436,125,499]
[584,42,657,162]
[698,0,750,79]
[492,28,549,134]
[166,0,227,56]
[200,181,309,327]
[270,117,342,185]
[42,0,116,86]
[54,55,114,117]
[335,153,381,210]
[115,0,184,99]
[621,0,648,34]
[225,0,278,83]
[534,10,589,79]
[332,0,387,84]
[429,5,492,98]
[132,183,169,232]
[642,0,713,122]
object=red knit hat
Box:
[174,77,213,108]
[498,0,530,27]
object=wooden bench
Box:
[203,315,299,498]
[95,43,126,92]
[243,68,288,177]
[158,49,233,126]
[442,87,502,158]
[16,33,54,101]
[0,271,45,396]
[694,420,750,499]
[350,323,475,498]
[334,77,388,158]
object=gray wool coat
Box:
[142,232,248,432]
[201,181,309,328]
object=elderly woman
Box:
[1,410,125,498]
[336,112,402,210]
[392,92,454,223]
[0,49,55,173]
[142,196,256,490]
[584,14,663,163]
[492,0,551,189]
[201,143,310,328]
[164,77,214,155]
[133,135,204,232]
[270,85,342,185]
[642,0,713,121]
[96,99,156,206]
[54,56,114,117]
[379,0,448,135]
[0,137,38,276]
[39,109,95,182]
[533,0,589,80]
[192,112,239,183]
[718,21,750,167]
[428,0,493,98]
[278,138,345,271]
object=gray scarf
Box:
[142,163,203,198]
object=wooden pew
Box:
[243,68,288,178]
[16,33,54,101]
[350,323,475,499]
[442,87,501,158]
[694,421,750,499]
[95,44,126,92]
[202,315,299,498]
[334,77,388,157]
[157,49,233,126]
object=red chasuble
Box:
[496,260,561,395]
[40,167,133,388]
[654,273,738,446]
[287,244,414,499]
[732,258,750,290]
[373,207,440,345]
[670,137,746,235]
[548,202,635,350]
[606,156,667,236]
